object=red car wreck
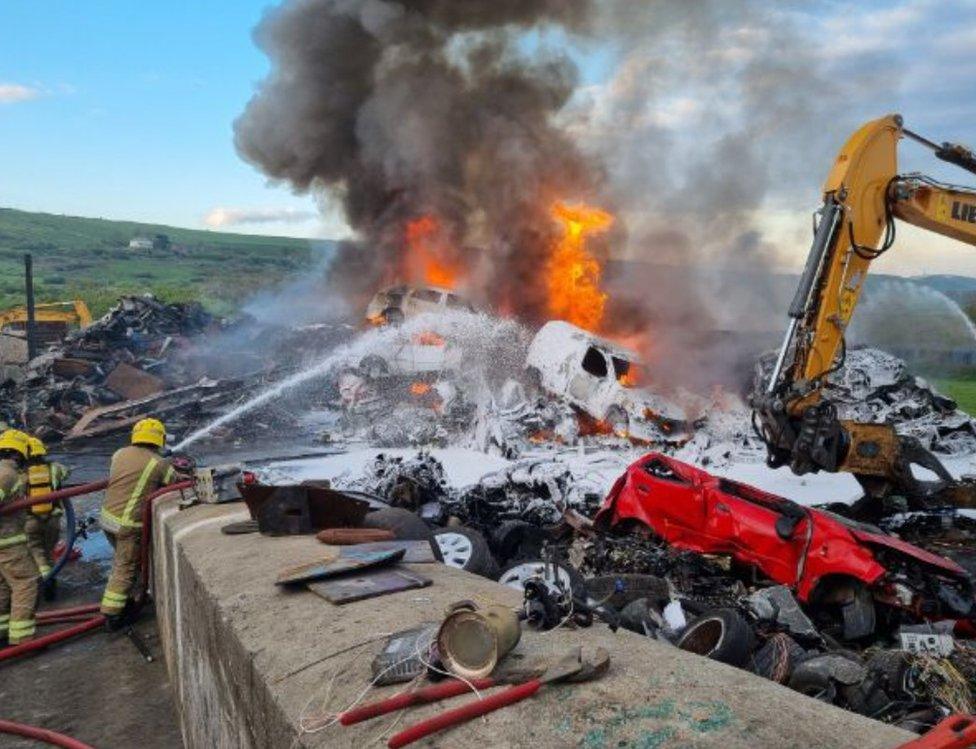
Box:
[594,453,975,638]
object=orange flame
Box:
[410,382,432,396]
[412,331,446,347]
[405,216,460,288]
[618,370,637,387]
[545,202,613,332]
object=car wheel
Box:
[382,307,405,326]
[360,355,389,380]
[497,559,584,597]
[606,406,629,436]
[433,527,498,578]
[676,608,755,667]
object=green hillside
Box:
[0,207,330,316]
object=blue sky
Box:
[2,1,976,274]
[0,2,325,233]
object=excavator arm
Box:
[754,114,976,510]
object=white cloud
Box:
[0,83,41,104]
[203,206,317,228]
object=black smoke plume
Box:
[235,0,601,320]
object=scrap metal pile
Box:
[756,347,976,457]
[331,448,976,734]
[0,295,248,442]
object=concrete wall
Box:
[152,495,913,749]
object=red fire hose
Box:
[138,480,194,605]
[0,615,105,663]
[0,479,194,662]
[0,480,109,515]
[0,720,94,749]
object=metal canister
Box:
[437,600,521,679]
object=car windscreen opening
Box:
[581,347,608,378]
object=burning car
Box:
[365,284,476,326]
[359,328,462,380]
[525,321,688,443]
[595,453,976,639]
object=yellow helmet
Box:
[27,436,47,458]
[132,418,166,448]
[0,429,31,460]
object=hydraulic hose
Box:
[0,720,95,749]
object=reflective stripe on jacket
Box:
[101,446,177,533]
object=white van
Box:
[525,320,688,442]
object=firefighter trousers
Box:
[24,513,60,576]
[0,544,39,644]
[101,529,141,616]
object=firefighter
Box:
[99,418,184,625]
[24,436,70,580]
[0,429,39,645]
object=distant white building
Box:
[128,234,170,251]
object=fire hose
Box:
[0,720,95,749]
[0,479,194,662]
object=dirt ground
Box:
[0,440,182,749]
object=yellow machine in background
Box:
[0,300,92,346]
[754,114,976,511]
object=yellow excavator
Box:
[753,114,976,514]
[0,300,92,347]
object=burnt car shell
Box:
[594,453,975,622]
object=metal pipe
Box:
[0,719,95,749]
[766,318,799,395]
[902,127,941,153]
[24,253,38,361]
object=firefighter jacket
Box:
[100,446,179,534]
[0,459,27,549]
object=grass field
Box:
[0,207,333,316]
[935,377,976,415]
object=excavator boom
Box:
[754,114,976,512]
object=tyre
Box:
[497,559,585,598]
[676,608,755,667]
[362,507,431,539]
[361,508,441,560]
[489,520,547,565]
[360,355,390,380]
[433,527,498,579]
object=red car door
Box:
[701,478,806,587]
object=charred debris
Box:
[230,444,976,735]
